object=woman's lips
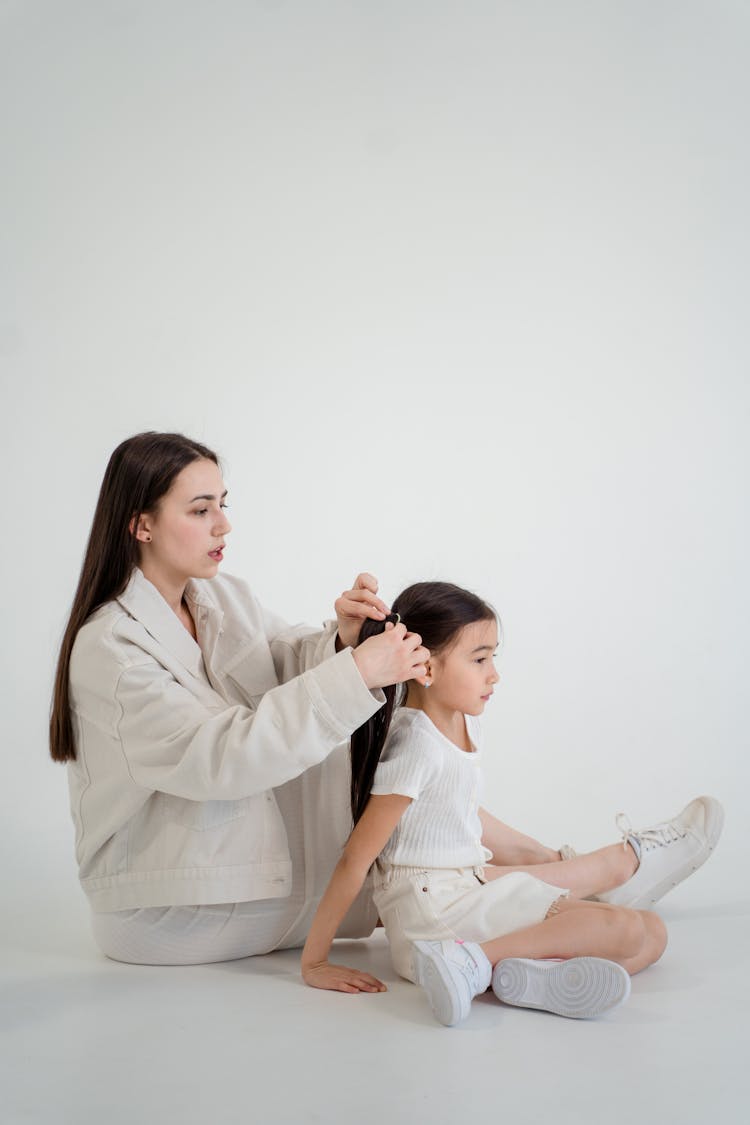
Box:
[208,548,224,561]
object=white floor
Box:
[3,854,748,1125]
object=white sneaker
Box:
[598,795,724,910]
[492,957,631,1019]
[412,939,492,1027]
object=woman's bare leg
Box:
[482,842,638,899]
[479,899,667,975]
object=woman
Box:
[50,431,429,964]
[51,432,721,970]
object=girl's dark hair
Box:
[349,581,497,826]
[49,432,220,763]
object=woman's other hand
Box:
[335,572,389,649]
[352,622,429,689]
[302,960,387,993]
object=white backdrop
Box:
[2,1,747,939]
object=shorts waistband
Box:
[373,860,486,889]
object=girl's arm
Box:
[479,807,561,866]
[302,793,412,994]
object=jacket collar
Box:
[117,568,219,677]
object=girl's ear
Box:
[129,513,153,543]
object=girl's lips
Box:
[209,548,224,561]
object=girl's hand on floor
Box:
[302,961,387,994]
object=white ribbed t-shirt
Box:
[370,707,492,868]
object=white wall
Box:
[2,0,747,928]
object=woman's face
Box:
[136,458,232,590]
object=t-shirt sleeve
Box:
[370,730,441,800]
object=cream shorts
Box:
[372,864,568,983]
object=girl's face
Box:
[428,618,500,716]
[135,458,232,590]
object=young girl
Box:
[301,581,722,1026]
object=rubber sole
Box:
[491,957,631,1019]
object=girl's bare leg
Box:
[482,842,638,899]
[479,809,561,865]
[480,810,640,895]
[480,899,667,975]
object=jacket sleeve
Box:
[260,603,341,682]
[113,647,384,801]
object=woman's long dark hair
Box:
[49,432,220,763]
[350,581,497,826]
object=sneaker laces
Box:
[615,812,688,853]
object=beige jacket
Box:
[67,568,383,911]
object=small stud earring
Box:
[144,535,151,542]
[424,678,431,688]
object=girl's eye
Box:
[475,657,486,664]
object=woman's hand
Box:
[352,621,429,689]
[335,572,389,650]
[302,960,387,994]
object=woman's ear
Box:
[129,513,152,544]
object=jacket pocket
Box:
[157,793,249,832]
